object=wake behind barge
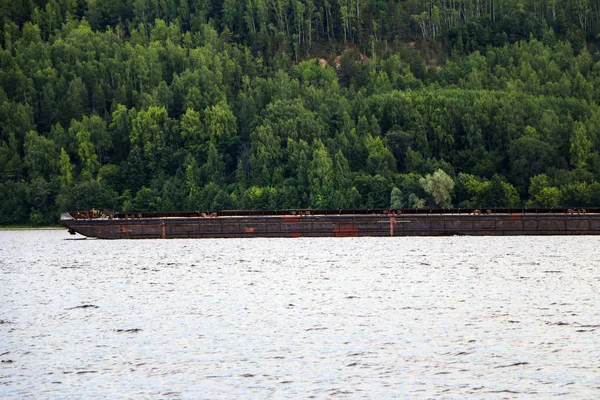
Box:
[60,208,600,239]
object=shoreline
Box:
[0,226,62,230]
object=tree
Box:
[61,77,88,124]
[109,105,133,162]
[56,180,118,212]
[390,186,403,208]
[570,121,591,169]
[407,193,425,209]
[0,134,23,181]
[355,173,392,209]
[131,186,160,211]
[509,132,556,193]
[534,187,560,208]
[180,107,204,148]
[308,139,334,208]
[58,148,74,187]
[559,182,592,207]
[365,135,396,179]
[479,175,520,208]
[204,100,237,143]
[74,124,100,178]
[202,142,226,184]
[454,173,482,207]
[419,169,454,208]
[27,176,57,225]
[50,123,76,158]
[24,130,57,180]
[0,181,29,224]
[250,125,283,186]
[82,114,111,163]
[130,106,171,170]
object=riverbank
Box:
[0,226,61,230]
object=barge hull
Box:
[60,208,600,239]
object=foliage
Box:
[2,1,600,225]
[420,169,455,208]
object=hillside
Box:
[1,0,600,225]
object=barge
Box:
[60,208,600,239]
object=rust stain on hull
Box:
[333,225,359,237]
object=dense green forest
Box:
[2,0,600,225]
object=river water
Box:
[0,230,598,398]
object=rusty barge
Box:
[60,208,600,239]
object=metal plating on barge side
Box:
[60,208,600,239]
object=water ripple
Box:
[0,231,599,398]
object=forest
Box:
[2,0,600,225]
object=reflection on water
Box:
[1,230,599,398]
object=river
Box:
[1,230,598,398]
